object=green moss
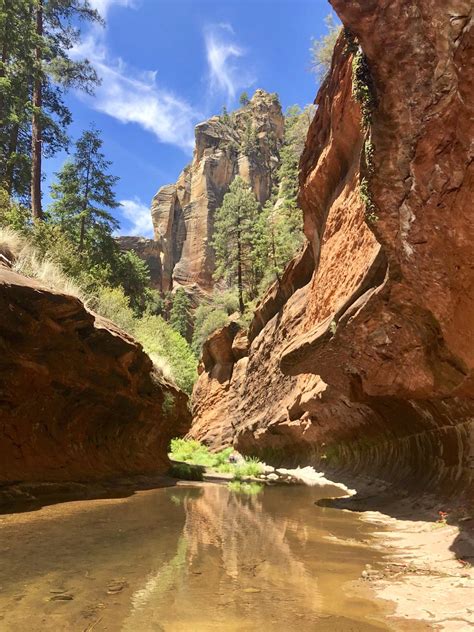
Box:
[360,177,379,223]
[352,50,376,129]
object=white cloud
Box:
[72,28,199,151]
[119,198,154,237]
[205,24,255,103]
[89,0,136,18]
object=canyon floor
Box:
[0,475,472,631]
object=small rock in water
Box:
[267,473,279,481]
[49,594,74,601]
[107,580,128,595]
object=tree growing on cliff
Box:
[310,13,341,80]
[213,177,260,314]
[239,91,250,107]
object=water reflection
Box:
[0,484,393,631]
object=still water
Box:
[0,483,402,631]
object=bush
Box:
[134,315,197,394]
[191,304,229,356]
[93,286,136,332]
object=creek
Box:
[0,483,402,631]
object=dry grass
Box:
[0,226,83,299]
[149,352,176,384]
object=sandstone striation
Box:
[151,90,284,291]
[190,0,474,498]
[0,263,191,484]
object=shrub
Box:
[135,315,197,394]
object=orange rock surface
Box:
[190,1,473,497]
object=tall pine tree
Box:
[212,176,260,314]
[49,126,120,261]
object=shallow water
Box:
[0,483,399,631]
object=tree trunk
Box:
[31,0,43,220]
[78,154,91,253]
[4,123,19,196]
[237,225,244,314]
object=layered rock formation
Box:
[116,236,163,290]
[151,90,284,291]
[190,0,474,498]
[0,262,191,483]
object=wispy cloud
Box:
[119,198,154,237]
[72,15,199,151]
[88,0,136,18]
[205,24,255,103]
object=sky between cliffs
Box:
[44,0,336,237]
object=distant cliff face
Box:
[151,90,284,291]
[190,1,473,498]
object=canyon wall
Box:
[190,0,474,498]
[0,261,191,483]
[150,90,284,292]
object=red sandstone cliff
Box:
[0,262,191,483]
[190,0,473,497]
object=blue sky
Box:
[44,0,335,237]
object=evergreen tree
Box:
[213,176,260,314]
[0,0,101,215]
[239,91,250,107]
[49,126,119,260]
[30,0,101,219]
[169,287,191,339]
[310,14,341,80]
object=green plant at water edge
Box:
[228,481,263,495]
[169,462,204,481]
[169,439,264,477]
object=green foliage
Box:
[359,177,378,223]
[49,126,120,254]
[191,289,240,356]
[351,49,377,128]
[169,439,264,479]
[93,286,136,332]
[213,177,260,313]
[0,0,101,203]
[239,91,250,107]
[169,462,204,481]
[134,315,197,394]
[310,14,342,80]
[169,287,191,339]
[221,105,230,124]
[162,392,175,415]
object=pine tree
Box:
[213,176,260,313]
[0,0,101,214]
[30,0,101,219]
[169,287,191,339]
[49,126,120,261]
[239,91,250,107]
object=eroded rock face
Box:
[190,2,473,498]
[0,265,191,483]
[116,236,163,290]
[151,90,284,291]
